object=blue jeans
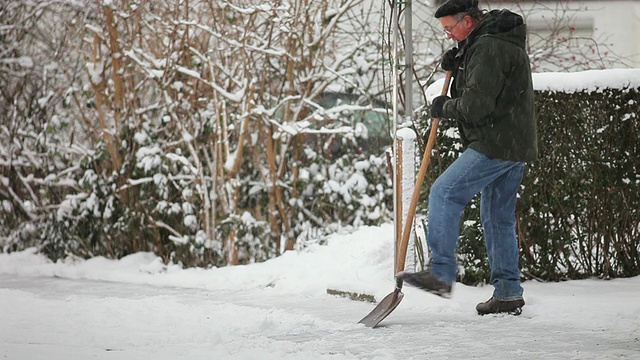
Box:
[427,148,525,301]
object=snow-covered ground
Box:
[1,224,639,359]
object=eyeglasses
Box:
[443,15,466,36]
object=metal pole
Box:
[391,0,399,273]
[403,1,414,272]
[404,0,413,125]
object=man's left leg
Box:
[477,162,526,314]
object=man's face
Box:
[439,14,472,42]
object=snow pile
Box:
[0,225,397,300]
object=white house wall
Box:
[484,1,640,68]
[363,0,640,68]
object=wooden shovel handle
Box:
[395,71,453,275]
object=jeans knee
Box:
[430,177,466,208]
[429,177,447,203]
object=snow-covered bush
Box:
[0,0,87,251]
[2,0,396,266]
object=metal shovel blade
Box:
[358,288,404,328]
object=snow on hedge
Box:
[426,68,640,100]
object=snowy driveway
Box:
[1,273,638,360]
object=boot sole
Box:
[401,277,451,298]
[477,307,523,316]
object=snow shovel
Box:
[358,71,452,328]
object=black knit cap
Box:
[434,0,479,18]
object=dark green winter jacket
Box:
[442,9,538,162]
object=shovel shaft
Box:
[395,71,452,275]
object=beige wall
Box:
[482,1,640,68]
[590,1,640,67]
[371,0,640,68]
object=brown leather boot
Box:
[398,270,452,298]
[476,297,525,315]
